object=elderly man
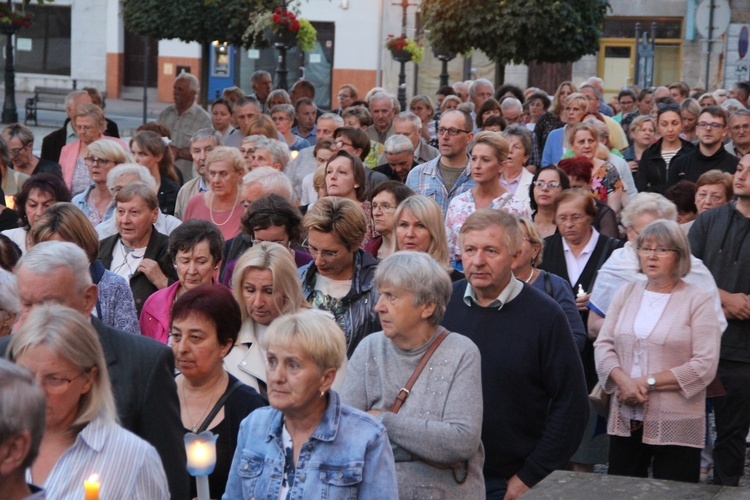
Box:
[393,111,438,165]
[453,81,470,103]
[689,154,750,487]
[251,138,291,171]
[729,81,750,108]
[234,96,263,135]
[40,89,119,162]
[174,128,223,220]
[2,123,61,177]
[292,97,318,145]
[580,84,628,150]
[469,78,494,112]
[725,109,750,159]
[0,359,46,500]
[586,76,614,116]
[249,70,273,112]
[375,134,414,182]
[406,109,476,215]
[500,98,523,126]
[286,112,345,200]
[668,106,739,186]
[0,242,189,499]
[367,92,397,144]
[157,73,212,181]
[441,209,588,499]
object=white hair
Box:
[395,111,422,132]
[501,97,523,113]
[0,268,19,316]
[257,139,291,168]
[107,163,157,191]
[469,78,494,98]
[243,167,293,201]
[175,71,199,93]
[17,241,92,293]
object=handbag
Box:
[589,383,610,418]
[387,329,469,485]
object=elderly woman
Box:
[265,88,291,111]
[71,139,132,227]
[621,115,656,174]
[223,310,398,498]
[558,156,620,239]
[130,130,181,215]
[567,123,625,213]
[394,194,463,281]
[410,95,437,142]
[539,189,623,471]
[364,181,414,260]
[251,138,291,172]
[542,92,588,167]
[535,81,576,152]
[324,150,374,246]
[243,114,279,140]
[140,220,224,343]
[1,173,71,252]
[525,92,551,132]
[99,183,177,315]
[171,284,265,499]
[637,103,695,194]
[446,131,529,266]
[0,269,18,336]
[513,218,586,351]
[8,304,169,498]
[183,146,244,240]
[501,125,536,210]
[342,252,484,498]
[221,194,311,288]
[58,104,126,196]
[28,202,141,334]
[683,169,734,233]
[300,197,380,358]
[1,123,61,177]
[680,98,701,142]
[594,220,721,483]
[226,242,311,395]
[271,104,310,152]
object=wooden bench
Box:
[24,87,107,126]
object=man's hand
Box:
[721,291,750,320]
[138,258,169,289]
[503,475,529,500]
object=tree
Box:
[122,0,274,104]
[421,0,610,83]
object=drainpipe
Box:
[376,0,385,86]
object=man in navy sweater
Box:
[442,209,588,499]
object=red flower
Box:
[289,19,300,31]
[272,14,281,23]
[274,7,281,14]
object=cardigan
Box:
[594,281,721,448]
[58,137,127,191]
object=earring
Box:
[214,266,219,270]
[320,391,325,398]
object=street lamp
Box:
[432,47,456,88]
[1,0,20,123]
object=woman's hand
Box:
[575,292,590,312]
[616,376,648,406]
[138,258,169,289]
[627,160,639,173]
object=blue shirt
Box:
[223,390,398,499]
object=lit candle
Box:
[290,150,299,160]
[577,284,586,299]
[185,432,218,500]
[4,196,14,210]
[84,473,100,500]
[187,441,213,470]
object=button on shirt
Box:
[463,274,524,310]
[562,228,600,286]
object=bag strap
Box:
[390,330,450,413]
[543,270,553,297]
[196,379,244,434]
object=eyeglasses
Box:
[84,156,112,167]
[555,214,586,224]
[533,180,561,189]
[696,121,725,130]
[730,124,750,132]
[10,143,29,155]
[334,140,353,150]
[437,127,471,136]
[303,239,343,260]
[637,246,677,257]
[372,202,396,213]
[37,371,86,394]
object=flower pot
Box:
[390,49,412,63]
[0,23,19,36]
[264,27,296,48]
[432,47,456,61]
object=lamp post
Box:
[392,0,417,111]
[432,47,456,88]
[1,0,19,124]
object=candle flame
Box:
[87,474,99,483]
[290,150,299,160]
[191,441,209,460]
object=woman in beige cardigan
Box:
[594,219,721,483]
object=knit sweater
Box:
[441,281,588,488]
[341,326,485,499]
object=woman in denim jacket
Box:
[223,310,397,499]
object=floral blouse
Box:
[591,161,623,203]
[446,190,530,262]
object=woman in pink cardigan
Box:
[594,219,721,483]
[139,219,224,343]
[58,104,126,196]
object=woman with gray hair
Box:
[342,251,485,498]
[7,304,169,498]
[501,125,536,211]
[594,220,722,483]
[1,123,61,177]
[0,268,18,337]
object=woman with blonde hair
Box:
[8,304,169,498]
[242,114,278,139]
[536,80,577,151]
[130,130,180,215]
[71,139,132,227]
[226,242,309,394]
[183,146,245,240]
[542,92,589,166]
[394,195,462,281]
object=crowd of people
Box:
[0,70,748,499]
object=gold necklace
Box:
[209,190,240,227]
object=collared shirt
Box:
[65,121,77,144]
[29,416,169,499]
[292,123,317,145]
[463,274,524,310]
[157,103,212,179]
[500,170,524,195]
[562,228,600,286]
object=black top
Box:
[373,162,407,182]
[636,137,695,194]
[667,146,739,187]
[158,177,180,216]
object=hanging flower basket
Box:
[247,6,317,52]
[0,4,30,32]
[432,47,456,61]
[386,34,424,64]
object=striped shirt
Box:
[29,416,169,500]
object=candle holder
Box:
[185,431,219,500]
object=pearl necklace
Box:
[524,267,535,283]
[209,189,240,227]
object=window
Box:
[4,5,71,75]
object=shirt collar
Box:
[463,274,523,310]
[198,177,208,192]
[562,227,599,256]
[66,121,77,140]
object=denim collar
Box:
[266,390,341,443]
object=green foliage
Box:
[421,0,610,65]
[296,18,317,52]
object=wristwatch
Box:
[647,375,656,392]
